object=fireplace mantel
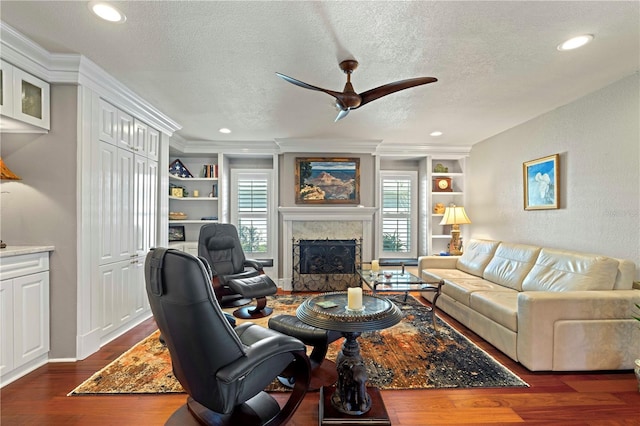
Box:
[279,206,378,290]
[279,206,378,221]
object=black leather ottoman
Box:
[227,274,277,319]
[269,314,342,390]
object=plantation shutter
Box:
[382,178,412,253]
[234,173,270,255]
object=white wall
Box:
[468,73,639,279]
[0,85,79,356]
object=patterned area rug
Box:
[69,294,528,395]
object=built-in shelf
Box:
[169,220,218,224]
[429,157,467,255]
[169,175,218,182]
[168,156,221,243]
[169,196,218,201]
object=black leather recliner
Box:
[145,248,310,426]
[198,223,277,318]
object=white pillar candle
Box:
[193,190,199,197]
[347,287,363,310]
[371,259,380,272]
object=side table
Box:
[296,292,403,425]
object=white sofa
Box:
[419,239,640,371]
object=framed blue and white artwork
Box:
[523,154,559,210]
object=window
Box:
[380,171,417,258]
[230,170,273,258]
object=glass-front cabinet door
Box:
[0,60,50,131]
[0,60,14,117]
[12,67,50,130]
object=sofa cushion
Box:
[441,278,513,307]
[422,268,482,283]
[613,259,635,290]
[522,248,620,292]
[469,290,519,332]
[456,239,501,277]
[483,243,541,291]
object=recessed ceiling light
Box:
[219,128,231,134]
[89,2,126,23]
[430,131,443,137]
[557,34,594,51]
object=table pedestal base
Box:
[319,386,391,426]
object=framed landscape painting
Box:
[523,154,559,210]
[295,157,360,204]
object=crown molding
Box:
[275,138,382,154]
[376,143,471,158]
[0,21,181,136]
[171,140,280,155]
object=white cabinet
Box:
[168,156,221,243]
[0,279,14,378]
[94,99,158,343]
[428,157,467,255]
[96,258,145,336]
[133,119,159,161]
[0,60,50,131]
[0,250,51,387]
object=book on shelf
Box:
[202,164,219,178]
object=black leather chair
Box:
[145,248,310,426]
[198,223,277,318]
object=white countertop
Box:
[0,245,55,258]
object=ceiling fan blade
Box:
[358,77,438,108]
[275,72,343,98]
[335,108,350,122]
[275,72,325,92]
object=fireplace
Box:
[292,239,362,292]
[279,206,377,291]
[299,240,357,275]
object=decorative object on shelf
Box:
[523,154,559,210]
[439,205,471,256]
[168,212,187,220]
[0,157,22,180]
[169,158,193,178]
[0,240,6,249]
[433,202,446,214]
[192,190,199,197]
[433,163,448,173]
[433,177,452,192]
[170,187,183,197]
[295,157,360,204]
[168,225,185,242]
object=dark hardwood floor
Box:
[2,294,639,425]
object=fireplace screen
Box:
[292,238,362,292]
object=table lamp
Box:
[439,205,471,255]
[0,157,21,180]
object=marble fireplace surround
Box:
[279,206,377,290]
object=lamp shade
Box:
[0,157,21,180]
[439,206,471,225]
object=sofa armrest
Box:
[418,255,459,271]
[517,290,640,370]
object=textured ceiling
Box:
[1,1,638,147]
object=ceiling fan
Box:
[276,59,437,122]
